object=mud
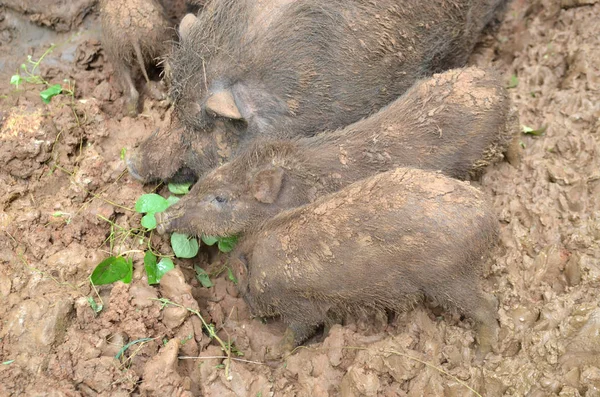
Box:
[1,0,600,396]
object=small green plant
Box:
[90,256,133,285]
[171,232,200,258]
[116,338,154,360]
[10,44,75,103]
[154,297,238,380]
[522,124,547,136]
[227,267,238,284]
[135,193,170,230]
[87,296,103,314]
[180,334,193,345]
[507,74,518,89]
[195,265,214,288]
[143,251,174,285]
[90,183,239,293]
[168,182,192,195]
[202,235,238,253]
[225,342,245,357]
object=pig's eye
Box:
[214,195,228,203]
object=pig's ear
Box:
[205,89,243,120]
[179,13,197,40]
[251,167,284,204]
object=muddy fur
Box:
[131,0,508,181]
[100,0,174,116]
[230,167,500,352]
[156,67,518,237]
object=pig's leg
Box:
[431,279,499,359]
[267,300,325,359]
[116,62,139,117]
[472,292,500,359]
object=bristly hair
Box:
[168,0,252,105]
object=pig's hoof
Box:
[474,344,493,365]
[505,137,522,168]
[126,101,139,117]
[265,328,296,362]
[147,81,166,101]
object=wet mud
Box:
[1,0,600,395]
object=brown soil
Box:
[1,0,599,396]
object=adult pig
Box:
[230,167,500,355]
[156,67,518,236]
[127,0,508,181]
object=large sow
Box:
[230,167,499,355]
[156,67,518,236]
[127,0,508,181]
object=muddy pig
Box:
[127,0,509,182]
[156,67,519,236]
[230,167,499,355]
[100,0,174,116]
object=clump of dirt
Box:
[1,0,96,32]
[1,0,600,396]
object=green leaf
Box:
[120,147,127,161]
[507,75,518,89]
[115,338,154,360]
[135,193,170,213]
[90,256,133,285]
[141,213,157,230]
[171,233,199,258]
[87,296,103,313]
[217,236,238,253]
[10,74,22,87]
[145,252,175,285]
[194,265,213,288]
[166,196,180,207]
[201,235,218,246]
[122,258,133,284]
[225,342,244,357]
[40,84,62,104]
[2,360,14,365]
[227,267,238,285]
[522,125,547,136]
[143,251,157,281]
[168,182,192,195]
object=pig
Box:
[229,167,500,355]
[99,0,174,116]
[127,0,509,181]
[155,67,519,236]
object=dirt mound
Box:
[1,0,600,395]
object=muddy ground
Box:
[1,0,599,396]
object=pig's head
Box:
[168,12,290,148]
[155,140,311,237]
[126,124,191,183]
